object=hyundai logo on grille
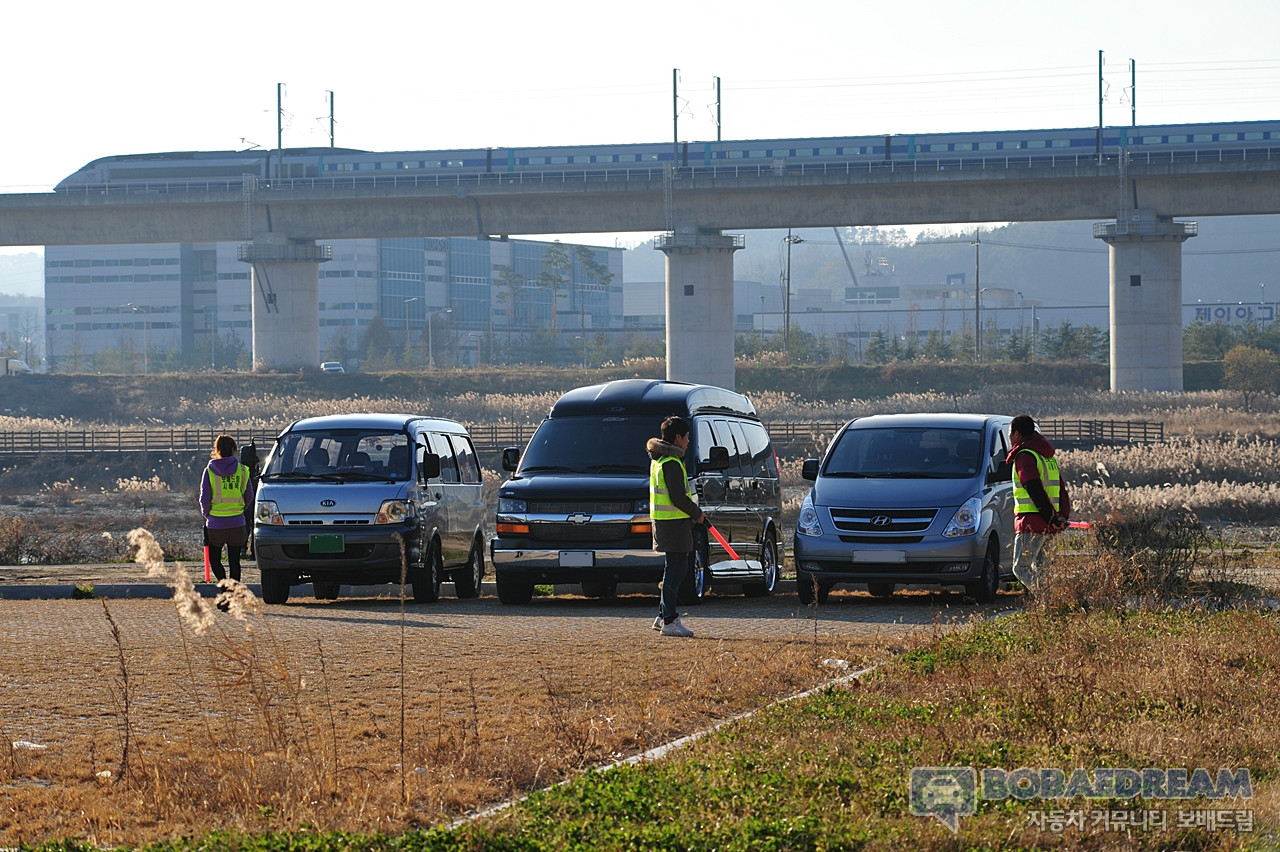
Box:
[321,499,336,507]
[566,512,592,524]
[871,515,892,526]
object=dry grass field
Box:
[4,378,1280,848]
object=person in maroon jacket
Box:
[199,435,254,594]
[1007,414,1071,596]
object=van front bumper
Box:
[792,535,985,584]
[255,522,418,582]
[490,543,666,584]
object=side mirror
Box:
[801,458,820,481]
[990,459,1012,484]
[418,451,441,483]
[502,446,521,472]
[702,445,730,471]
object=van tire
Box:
[454,540,484,599]
[867,582,895,598]
[496,574,534,605]
[412,541,442,603]
[796,570,830,605]
[678,531,709,605]
[581,581,617,598]
[742,536,779,597]
[313,582,341,600]
[966,544,1000,604]
[261,569,292,605]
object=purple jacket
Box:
[200,456,254,530]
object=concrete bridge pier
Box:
[238,234,332,371]
[1094,211,1197,392]
[656,228,744,390]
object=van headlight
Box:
[796,497,822,537]
[375,500,413,524]
[498,497,527,514]
[942,496,982,538]
[255,500,283,526]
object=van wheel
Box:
[313,582,341,600]
[453,541,484,599]
[678,532,709,605]
[796,570,830,606]
[742,537,778,597]
[867,582,895,598]
[966,544,1000,604]
[261,569,292,605]
[411,542,442,603]
[496,574,534,605]
[581,581,617,598]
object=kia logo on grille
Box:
[871,515,891,526]
[321,499,336,507]
[566,512,592,524]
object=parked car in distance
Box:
[492,379,783,604]
[793,413,1015,604]
[3,358,32,375]
[253,413,486,604]
[320,361,345,373]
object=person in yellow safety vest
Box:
[1007,413,1071,597]
[199,434,255,601]
[646,415,706,638]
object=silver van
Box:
[253,413,486,605]
[793,413,1014,604]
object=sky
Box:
[2,0,1279,257]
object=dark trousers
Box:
[660,549,693,625]
[206,525,247,582]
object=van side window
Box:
[741,422,776,477]
[430,432,459,483]
[691,418,719,475]
[725,421,750,477]
[450,435,482,484]
[707,418,742,476]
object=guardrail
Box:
[0,420,1163,458]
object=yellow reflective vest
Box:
[208,463,250,518]
[1012,449,1061,516]
[649,454,694,521]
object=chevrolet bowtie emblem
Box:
[567,512,592,524]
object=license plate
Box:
[559,551,594,567]
[853,550,905,564]
[309,534,344,554]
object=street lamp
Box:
[574,335,586,368]
[427,308,452,368]
[123,304,148,375]
[402,297,420,363]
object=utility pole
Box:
[784,230,803,359]
[972,230,982,362]
[672,69,679,165]
[276,82,285,182]
[327,90,335,147]
[1096,50,1104,165]
[714,76,721,141]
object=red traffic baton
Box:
[1067,521,1091,529]
[705,523,740,561]
[202,526,212,583]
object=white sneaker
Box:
[652,615,663,631]
[660,617,694,638]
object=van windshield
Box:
[263,429,414,481]
[824,427,985,478]
[518,416,656,475]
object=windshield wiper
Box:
[519,465,577,473]
[584,464,647,473]
[263,471,323,480]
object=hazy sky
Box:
[2,0,1279,253]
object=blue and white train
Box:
[54,119,1280,193]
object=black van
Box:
[491,379,782,604]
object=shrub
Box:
[1084,506,1208,600]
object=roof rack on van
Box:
[549,379,758,419]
